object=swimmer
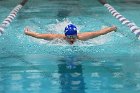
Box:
[24,24,117,44]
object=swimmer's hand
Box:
[24,27,47,39]
[24,27,38,36]
[24,27,30,35]
[110,26,117,32]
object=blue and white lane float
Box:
[0,0,28,36]
[98,0,140,40]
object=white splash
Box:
[45,18,71,34]
[45,18,80,34]
[25,19,114,46]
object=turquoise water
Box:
[0,0,140,93]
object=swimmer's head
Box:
[64,24,77,44]
[64,24,77,36]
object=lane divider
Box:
[98,0,140,40]
[0,0,28,36]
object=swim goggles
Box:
[66,35,77,39]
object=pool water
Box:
[0,0,140,93]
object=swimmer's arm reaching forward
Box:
[77,26,117,40]
[24,28,65,40]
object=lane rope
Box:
[0,0,28,36]
[98,0,140,40]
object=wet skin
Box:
[65,35,77,44]
[24,26,117,45]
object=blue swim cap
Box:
[64,24,77,36]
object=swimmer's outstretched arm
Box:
[78,26,117,40]
[24,28,65,40]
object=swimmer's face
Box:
[66,35,77,44]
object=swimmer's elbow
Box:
[34,34,47,39]
[34,34,64,40]
[36,34,54,40]
[34,34,41,38]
